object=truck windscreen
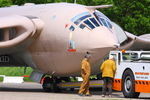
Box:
[122,53,138,61]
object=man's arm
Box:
[100,62,104,71]
[81,62,86,75]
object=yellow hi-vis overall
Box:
[78,58,91,95]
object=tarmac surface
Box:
[0,82,150,100]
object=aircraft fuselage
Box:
[0,3,118,76]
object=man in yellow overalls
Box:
[78,52,91,96]
[100,55,116,97]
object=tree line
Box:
[0,0,150,35]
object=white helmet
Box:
[109,55,114,59]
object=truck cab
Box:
[110,50,150,98]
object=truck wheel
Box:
[122,70,140,98]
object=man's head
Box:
[109,55,114,60]
[85,52,91,59]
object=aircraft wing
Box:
[0,15,44,54]
[120,32,150,50]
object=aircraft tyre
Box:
[42,77,59,92]
[70,88,74,91]
[122,69,140,98]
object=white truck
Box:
[110,50,150,98]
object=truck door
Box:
[111,52,121,91]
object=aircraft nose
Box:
[88,27,119,49]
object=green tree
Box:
[12,0,48,5]
[101,0,150,35]
[0,0,12,7]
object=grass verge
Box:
[0,67,33,82]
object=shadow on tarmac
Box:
[0,87,44,92]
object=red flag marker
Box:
[65,24,69,28]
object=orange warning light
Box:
[121,49,126,53]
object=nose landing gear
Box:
[42,76,59,92]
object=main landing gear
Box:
[41,76,72,92]
[42,76,60,92]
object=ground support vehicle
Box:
[111,50,150,98]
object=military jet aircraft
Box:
[0,3,150,91]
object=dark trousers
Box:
[102,77,113,95]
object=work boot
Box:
[85,94,92,96]
[101,94,105,97]
[78,93,84,96]
[108,95,112,97]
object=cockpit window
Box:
[89,18,100,27]
[71,12,91,23]
[97,19,103,25]
[100,18,108,27]
[71,12,100,30]
[106,20,112,29]
[94,10,113,29]
[74,15,91,25]
[69,25,75,31]
[71,11,113,30]
[84,19,95,29]
[79,24,86,29]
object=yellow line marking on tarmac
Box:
[60,84,103,87]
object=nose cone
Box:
[88,26,119,49]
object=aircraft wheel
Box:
[42,77,59,92]
[42,77,52,92]
[122,70,140,98]
[70,88,74,91]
